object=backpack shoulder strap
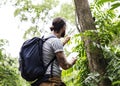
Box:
[46,56,56,68]
[42,35,57,69]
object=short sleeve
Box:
[51,39,63,53]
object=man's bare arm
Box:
[56,51,77,70]
[63,37,70,46]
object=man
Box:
[37,17,77,86]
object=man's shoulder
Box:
[44,34,59,41]
[48,37,61,44]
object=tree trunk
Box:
[74,0,111,86]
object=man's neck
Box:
[52,31,61,38]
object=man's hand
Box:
[63,37,71,46]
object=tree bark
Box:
[74,0,111,86]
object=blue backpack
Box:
[19,36,55,81]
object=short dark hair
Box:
[50,17,66,33]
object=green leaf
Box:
[96,0,115,5]
[110,2,120,10]
[112,80,120,85]
[14,9,21,17]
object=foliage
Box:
[14,0,59,39]
[84,0,120,86]
[54,2,75,24]
[14,0,59,21]
[62,34,89,86]
[62,0,120,86]
[95,0,120,9]
[105,46,120,86]
[14,0,78,39]
[23,26,40,39]
[1,0,120,86]
[0,39,30,86]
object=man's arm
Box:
[56,51,77,70]
[63,37,70,46]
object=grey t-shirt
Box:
[42,34,63,77]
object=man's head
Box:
[50,17,66,37]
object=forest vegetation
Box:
[0,0,120,86]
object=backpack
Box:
[19,36,56,81]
